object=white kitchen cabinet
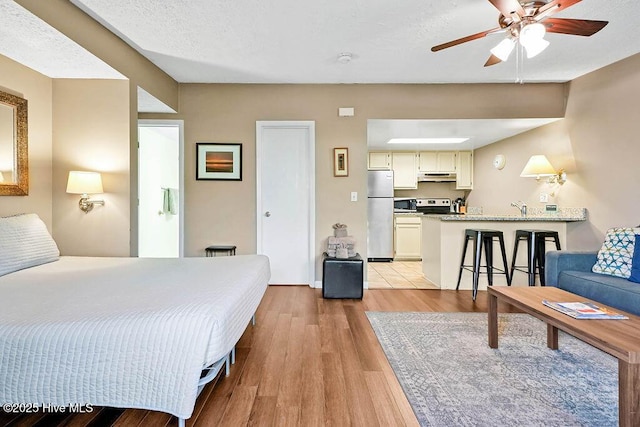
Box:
[368,152,391,170]
[418,151,457,173]
[394,215,422,260]
[391,152,418,189]
[456,151,473,190]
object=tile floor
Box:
[367,260,439,289]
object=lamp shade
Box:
[520,155,557,178]
[520,23,546,45]
[519,22,549,59]
[523,38,550,58]
[490,38,516,61]
[66,171,104,194]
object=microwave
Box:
[394,198,417,211]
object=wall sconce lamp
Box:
[66,171,105,213]
[520,155,566,185]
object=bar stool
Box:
[205,245,237,257]
[510,230,561,286]
[456,229,511,301]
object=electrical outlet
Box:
[350,191,358,202]
[539,193,549,203]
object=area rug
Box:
[366,312,618,427]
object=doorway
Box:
[256,121,315,285]
[138,120,184,257]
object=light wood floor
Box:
[367,261,438,289]
[0,287,518,427]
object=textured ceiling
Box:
[1,0,637,142]
[69,0,640,84]
[0,0,124,79]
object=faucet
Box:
[511,201,527,216]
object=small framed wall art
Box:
[333,147,349,177]
[196,143,242,181]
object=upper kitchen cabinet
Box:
[418,151,457,173]
[368,152,391,170]
[391,152,418,189]
[456,151,473,190]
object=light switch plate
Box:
[350,191,357,202]
[539,193,549,203]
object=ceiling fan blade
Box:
[484,54,503,67]
[431,27,503,52]
[488,0,525,18]
[535,0,582,20]
[544,18,608,36]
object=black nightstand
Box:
[322,253,363,299]
[205,245,237,257]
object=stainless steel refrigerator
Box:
[367,170,394,261]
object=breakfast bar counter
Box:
[421,208,587,291]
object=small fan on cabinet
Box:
[431,0,608,67]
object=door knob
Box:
[265,211,271,217]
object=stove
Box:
[416,198,451,214]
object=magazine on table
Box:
[542,300,629,320]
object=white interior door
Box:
[257,121,315,285]
[138,120,184,257]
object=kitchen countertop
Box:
[421,207,586,222]
[394,211,423,216]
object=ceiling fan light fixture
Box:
[523,37,550,58]
[519,22,546,45]
[490,38,516,61]
[519,22,549,58]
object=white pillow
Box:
[0,213,60,277]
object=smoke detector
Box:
[337,52,353,64]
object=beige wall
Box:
[471,53,640,251]
[51,79,130,256]
[0,55,53,228]
[142,83,566,280]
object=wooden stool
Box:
[456,229,511,301]
[205,245,237,257]
[510,230,561,286]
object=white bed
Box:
[0,215,270,422]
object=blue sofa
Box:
[545,251,640,316]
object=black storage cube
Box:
[322,253,363,299]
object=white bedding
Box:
[0,255,270,419]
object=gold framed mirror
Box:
[0,90,28,196]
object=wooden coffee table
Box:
[487,286,640,427]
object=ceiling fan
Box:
[431,0,608,67]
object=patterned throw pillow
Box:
[592,227,640,278]
[630,235,640,283]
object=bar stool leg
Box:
[539,234,561,287]
[472,234,483,301]
[484,236,494,287]
[537,237,547,286]
[509,235,520,283]
[498,234,511,286]
[527,233,536,287]
[456,235,470,290]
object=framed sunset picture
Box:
[196,143,242,181]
